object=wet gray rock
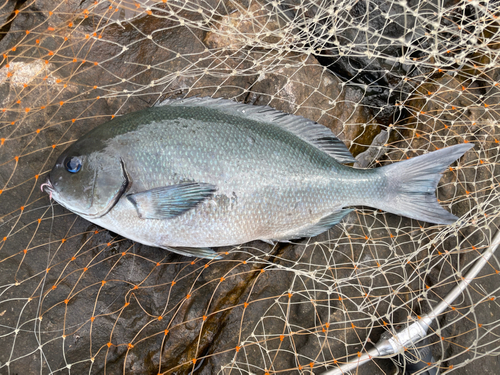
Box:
[0,1,15,32]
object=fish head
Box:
[43,136,129,219]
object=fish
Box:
[41,97,474,259]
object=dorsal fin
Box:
[157,97,356,164]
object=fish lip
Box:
[40,177,54,200]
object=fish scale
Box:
[43,97,474,258]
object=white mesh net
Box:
[1,0,499,374]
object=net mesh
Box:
[0,0,499,374]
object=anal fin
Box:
[276,208,353,241]
[163,246,222,259]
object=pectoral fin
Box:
[127,182,216,219]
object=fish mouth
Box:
[40,178,54,200]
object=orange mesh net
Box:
[0,0,499,374]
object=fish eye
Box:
[65,156,82,173]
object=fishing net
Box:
[1,0,499,374]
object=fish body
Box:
[43,98,473,258]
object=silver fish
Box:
[41,97,474,258]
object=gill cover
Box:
[85,157,129,218]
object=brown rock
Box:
[204,0,291,50]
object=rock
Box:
[197,239,395,375]
[247,54,375,154]
[354,129,390,168]
[204,0,291,50]
[0,0,16,36]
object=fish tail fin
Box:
[378,143,474,224]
